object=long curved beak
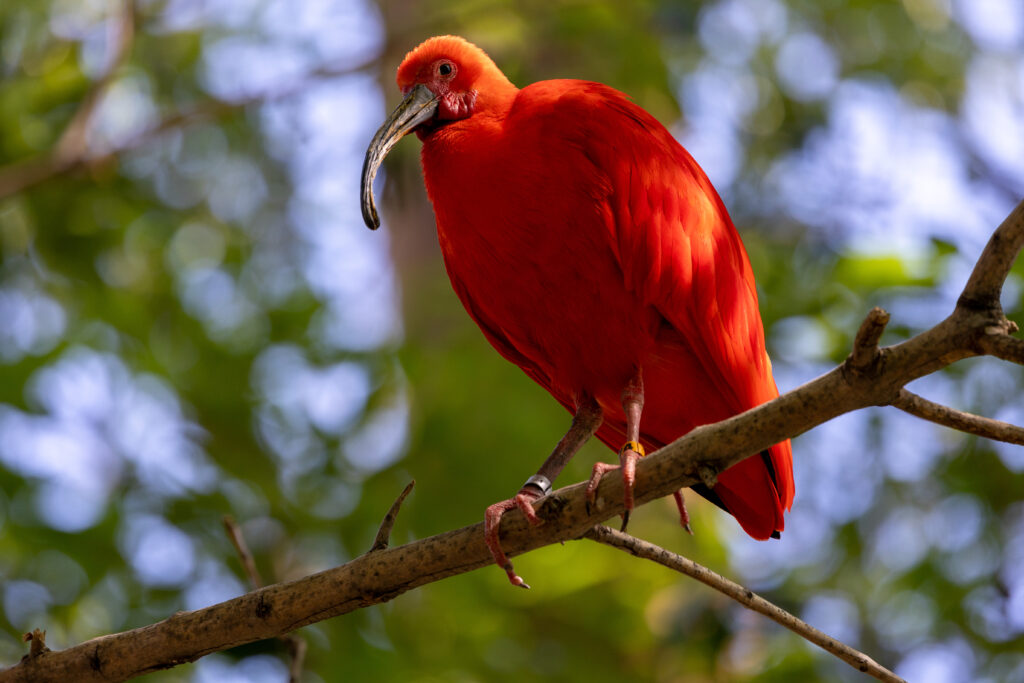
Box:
[360,84,439,230]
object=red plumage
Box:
[367,36,793,573]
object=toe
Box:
[586,461,618,502]
[514,492,544,527]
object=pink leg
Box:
[585,443,643,510]
[585,369,645,530]
[484,396,603,588]
[673,489,693,534]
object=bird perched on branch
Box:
[362,35,794,587]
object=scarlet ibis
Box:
[361,35,794,587]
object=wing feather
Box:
[559,84,795,533]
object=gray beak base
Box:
[360,84,439,230]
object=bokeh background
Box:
[1,0,1023,681]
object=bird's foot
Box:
[673,489,693,535]
[484,484,546,589]
[585,441,645,530]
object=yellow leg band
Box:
[620,440,645,457]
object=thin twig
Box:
[0,1,135,199]
[960,199,1024,307]
[584,526,905,683]
[891,388,1024,446]
[848,307,891,371]
[21,630,49,660]
[222,516,306,681]
[371,480,416,551]
[285,637,307,683]
[53,0,136,165]
[0,59,372,200]
[223,516,264,589]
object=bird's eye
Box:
[438,62,455,78]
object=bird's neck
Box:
[420,77,517,149]
[472,75,518,120]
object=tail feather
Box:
[710,442,793,539]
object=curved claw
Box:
[505,566,531,590]
[484,490,543,588]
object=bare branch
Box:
[584,526,905,683]
[222,517,307,681]
[848,306,891,372]
[0,58,371,201]
[5,201,1024,683]
[0,2,136,200]
[891,388,1024,446]
[959,199,1024,309]
[371,480,416,551]
[223,516,265,589]
[978,332,1024,366]
[21,630,49,660]
[285,637,307,683]
[53,0,136,165]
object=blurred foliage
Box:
[1,1,1023,682]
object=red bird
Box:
[362,36,794,587]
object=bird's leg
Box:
[673,489,693,534]
[586,369,644,530]
[484,395,603,588]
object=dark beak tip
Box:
[362,207,381,230]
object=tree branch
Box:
[978,332,1024,365]
[584,526,905,683]
[0,58,372,201]
[3,200,1023,682]
[222,517,306,682]
[52,0,136,166]
[848,306,891,372]
[891,388,1024,446]
[284,637,307,683]
[0,1,135,200]
[959,199,1024,309]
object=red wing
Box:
[571,85,795,534]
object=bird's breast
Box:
[421,127,656,399]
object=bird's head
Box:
[395,35,514,123]
[361,36,515,229]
